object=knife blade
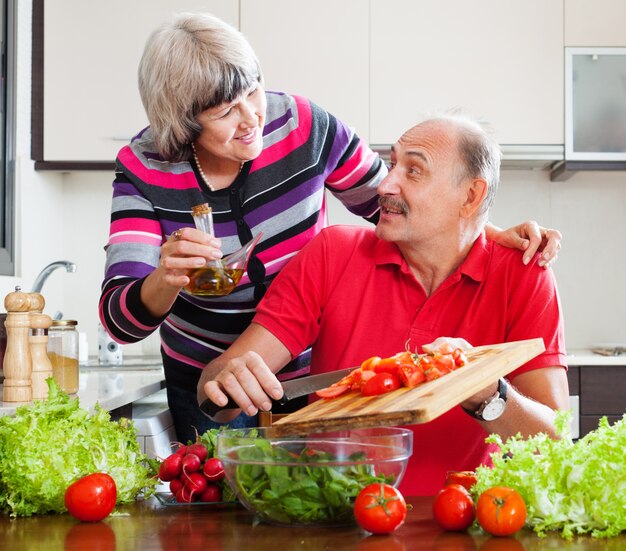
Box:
[199,367,356,419]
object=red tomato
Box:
[336,368,362,388]
[372,357,403,377]
[398,363,426,388]
[361,372,402,396]
[354,483,407,534]
[444,471,478,492]
[432,354,455,374]
[424,366,444,381]
[392,351,415,364]
[432,484,475,531]
[361,356,382,371]
[476,486,527,537]
[315,384,351,399]
[64,473,117,522]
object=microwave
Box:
[565,47,626,161]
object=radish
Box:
[185,472,208,494]
[158,453,183,481]
[202,457,225,481]
[181,453,202,483]
[176,485,195,503]
[200,484,222,503]
[169,478,183,495]
[185,443,208,462]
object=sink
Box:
[81,356,163,371]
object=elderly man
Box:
[197,113,570,495]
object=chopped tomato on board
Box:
[432,353,456,374]
[316,344,469,399]
[361,372,402,396]
[398,363,426,388]
[315,384,351,399]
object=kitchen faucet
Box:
[31,260,77,293]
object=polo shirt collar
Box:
[373,231,489,283]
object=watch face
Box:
[481,398,506,421]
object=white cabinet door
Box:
[43,1,239,162]
[240,0,370,142]
[565,0,626,46]
[370,0,564,146]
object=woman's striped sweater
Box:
[99,91,386,392]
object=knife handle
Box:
[199,395,287,419]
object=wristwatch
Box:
[462,378,508,421]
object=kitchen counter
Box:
[2,495,623,551]
[567,349,626,366]
[0,357,165,418]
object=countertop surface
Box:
[0,357,165,417]
[2,495,622,551]
[566,349,626,366]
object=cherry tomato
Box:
[398,363,426,388]
[432,354,455,374]
[476,486,527,537]
[64,473,117,522]
[336,368,362,387]
[361,372,402,396]
[361,356,382,371]
[371,357,403,377]
[354,483,407,534]
[392,351,415,364]
[432,483,475,531]
[315,384,350,399]
[444,471,478,492]
[424,365,444,381]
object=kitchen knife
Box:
[199,367,356,419]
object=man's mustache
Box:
[378,196,409,215]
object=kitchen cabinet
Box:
[578,366,626,436]
[33,0,239,166]
[240,0,370,143]
[565,0,626,46]
[36,0,573,168]
[369,0,564,146]
[566,353,626,438]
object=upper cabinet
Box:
[33,0,238,166]
[36,0,601,166]
[369,0,564,146]
[240,0,370,143]
[565,0,626,46]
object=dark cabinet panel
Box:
[580,415,623,437]
[567,365,579,395]
[580,367,626,415]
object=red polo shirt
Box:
[254,225,566,495]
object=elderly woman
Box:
[99,12,562,443]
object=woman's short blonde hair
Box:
[138,12,263,161]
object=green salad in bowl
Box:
[216,426,412,526]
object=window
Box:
[0,0,16,275]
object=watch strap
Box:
[462,378,508,420]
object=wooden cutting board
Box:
[270,338,545,436]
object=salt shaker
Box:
[2,286,32,402]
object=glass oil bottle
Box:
[184,203,262,297]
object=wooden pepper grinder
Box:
[29,293,53,400]
[2,286,33,402]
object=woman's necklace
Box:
[191,142,243,192]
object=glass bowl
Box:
[216,426,413,526]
